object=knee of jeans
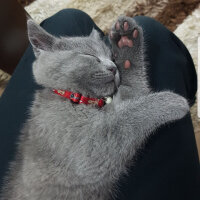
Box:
[134,15,160,25]
[56,8,90,19]
[41,8,92,27]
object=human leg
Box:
[114,16,200,200]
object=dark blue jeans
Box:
[0,9,199,200]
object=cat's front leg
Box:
[107,91,189,176]
[93,91,189,189]
[109,16,150,98]
[57,92,189,198]
[114,91,189,144]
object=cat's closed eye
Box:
[84,53,101,63]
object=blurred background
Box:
[0,0,199,156]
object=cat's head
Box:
[27,20,120,98]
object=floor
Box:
[196,134,200,158]
[0,87,4,96]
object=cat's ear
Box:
[27,20,57,57]
[89,28,101,40]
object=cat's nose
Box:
[107,67,116,75]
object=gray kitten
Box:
[0,16,189,200]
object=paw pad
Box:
[133,29,138,38]
[115,22,120,30]
[123,21,129,31]
[118,36,133,48]
[124,60,131,69]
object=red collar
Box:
[53,89,105,108]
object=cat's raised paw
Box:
[109,16,143,70]
[110,16,141,48]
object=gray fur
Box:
[0,17,189,200]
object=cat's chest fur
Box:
[31,89,100,129]
[26,89,105,161]
[15,89,113,199]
